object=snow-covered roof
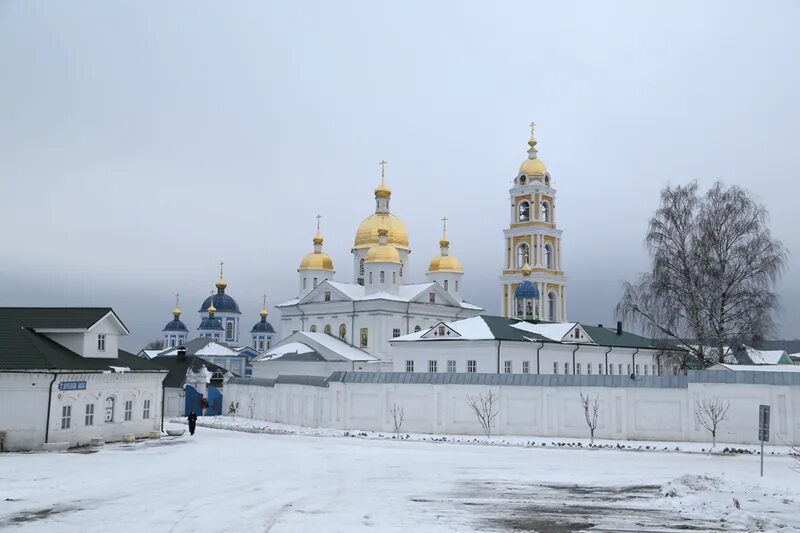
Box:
[394,316,495,341]
[743,346,788,365]
[707,363,800,373]
[257,331,378,363]
[511,321,578,342]
[139,349,162,359]
[157,338,240,358]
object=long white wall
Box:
[225,374,800,446]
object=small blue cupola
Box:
[163,294,189,348]
[514,263,540,321]
[250,296,276,352]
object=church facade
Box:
[275,168,483,360]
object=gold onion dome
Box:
[374,177,391,199]
[354,213,410,250]
[260,307,268,318]
[365,229,402,264]
[519,122,547,176]
[427,220,463,274]
[172,306,181,318]
[299,232,335,272]
[521,262,533,276]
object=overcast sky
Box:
[1,1,798,351]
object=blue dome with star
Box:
[514,280,540,299]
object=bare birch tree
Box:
[389,403,404,437]
[466,390,498,438]
[580,393,600,444]
[616,181,787,368]
[695,398,730,449]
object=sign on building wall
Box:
[58,381,87,391]
[759,404,770,442]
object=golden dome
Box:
[353,213,410,250]
[375,178,391,199]
[172,306,182,318]
[299,251,334,271]
[260,307,268,318]
[215,277,227,290]
[519,157,547,177]
[427,255,463,274]
[207,302,216,314]
[521,262,533,276]
[365,242,402,264]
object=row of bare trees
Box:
[390,391,731,448]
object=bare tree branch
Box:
[389,403,404,438]
[466,390,498,439]
[580,393,600,444]
[695,398,730,449]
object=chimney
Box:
[616,321,623,336]
[177,346,187,361]
[598,324,603,328]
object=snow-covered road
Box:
[1,423,798,532]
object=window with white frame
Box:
[428,360,437,373]
[504,361,512,374]
[644,365,648,376]
[467,360,477,373]
[124,400,133,421]
[652,364,657,376]
[143,399,151,419]
[226,320,234,341]
[369,272,373,284]
[522,361,530,374]
[438,325,446,336]
[405,360,414,372]
[608,364,613,375]
[587,363,592,375]
[576,362,582,374]
[313,277,318,288]
[97,334,106,351]
[414,325,421,332]
[564,362,569,374]
[392,272,397,284]
[447,360,456,373]
[324,324,332,335]
[104,397,115,423]
[303,277,307,289]
[61,405,71,429]
[360,328,368,348]
[636,364,640,375]
[627,364,632,375]
[258,338,264,351]
[392,328,401,338]
[429,292,436,303]
[444,280,449,291]
[455,280,459,292]
[359,258,365,276]
[618,363,623,375]
[380,271,385,283]
[553,361,558,374]
[598,363,603,375]
[324,291,331,302]
[85,403,94,426]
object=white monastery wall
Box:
[225,374,800,446]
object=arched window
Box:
[226,320,234,340]
[444,280,449,291]
[518,201,530,222]
[380,271,385,283]
[399,260,404,277]
[548,291,557,321]
[541,201,550,222]
[519,175,527,185]
[359,258,365,276]
[414,325,421,332]
[516,243,530,268]
[338,324,347,340]
[544,243,553,269]
[104,396,115,423]
[545,174,550,186]
[310,325,317,333]
[324,324,332,335]
[455,280,459,292]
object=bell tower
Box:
[500,123,567,321]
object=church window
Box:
[428,293,435,303]
[627,364,632,375]
[598,363,603,375]
[313,277,318,288]
[380,271,385,283]
[520,175,527,185]
[324,324,332,335]
[406,360,414,372]
[652,364,657,375]
[258,338,265,351]
[541,200,551,222]
[438,325,446,336]
[516,243,530,268]
[392,272,396,284]
[522,361,530,374]
[339,324,347,340]
[360,328,368,348]
[547,291,557,320]
[324,291,331,302]
[97,334,106,351]
[587,363,592,375]
[553,362,558,374]
[267,337,272,349]
[608,364,613,375]
[369,272,373,284]
[392,328,400,338]
[310,325,317,333]
[635,364,640,375]
[564,362,569,374]
[84,404,94,426]
[124,400,133,422]
[644,365,648,376]
[61,405,71,429]
[544,244,554,270]
[467,360,477,373]
[414,325,421,332]
[577,363,582,375]
[359,258,365,276]
[226,321,234,341]
[455,280,459,292]
[447,360,456,373]
[516,299,523,319]
[504,361,512,374]
[399,260,404,277]
[143,399,151,420]
[444,280,449,291]
[104,397,115,423]
[170,336,176,348]
[619,363,623,375]
[545,174,550,186]
[428,360,437,373]
[518,201,531,222]
[303,278,307,289]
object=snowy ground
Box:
[1,421,799,532]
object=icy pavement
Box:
[0,423,798,532]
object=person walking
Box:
[187,411,197,436]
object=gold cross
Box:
[315,214,322,233]
[262,294,267,307]
[379,160,388,178]
[529,121,536,135]
[219,260,224,278]
[175,293,180,307]
[441,216,448,236]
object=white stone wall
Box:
[225,376,799,446]
[0,371,165,451]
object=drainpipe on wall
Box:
[405,302,411,334]
[44,372,59,444]
[572,344,580,374]
[298,305,306,331]
[536,341,544,374]
[604,346,613,375]
[497,340,502,374]
[160,378,166,433]
[351,301,356,346]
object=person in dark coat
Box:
[187,411,197,436]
